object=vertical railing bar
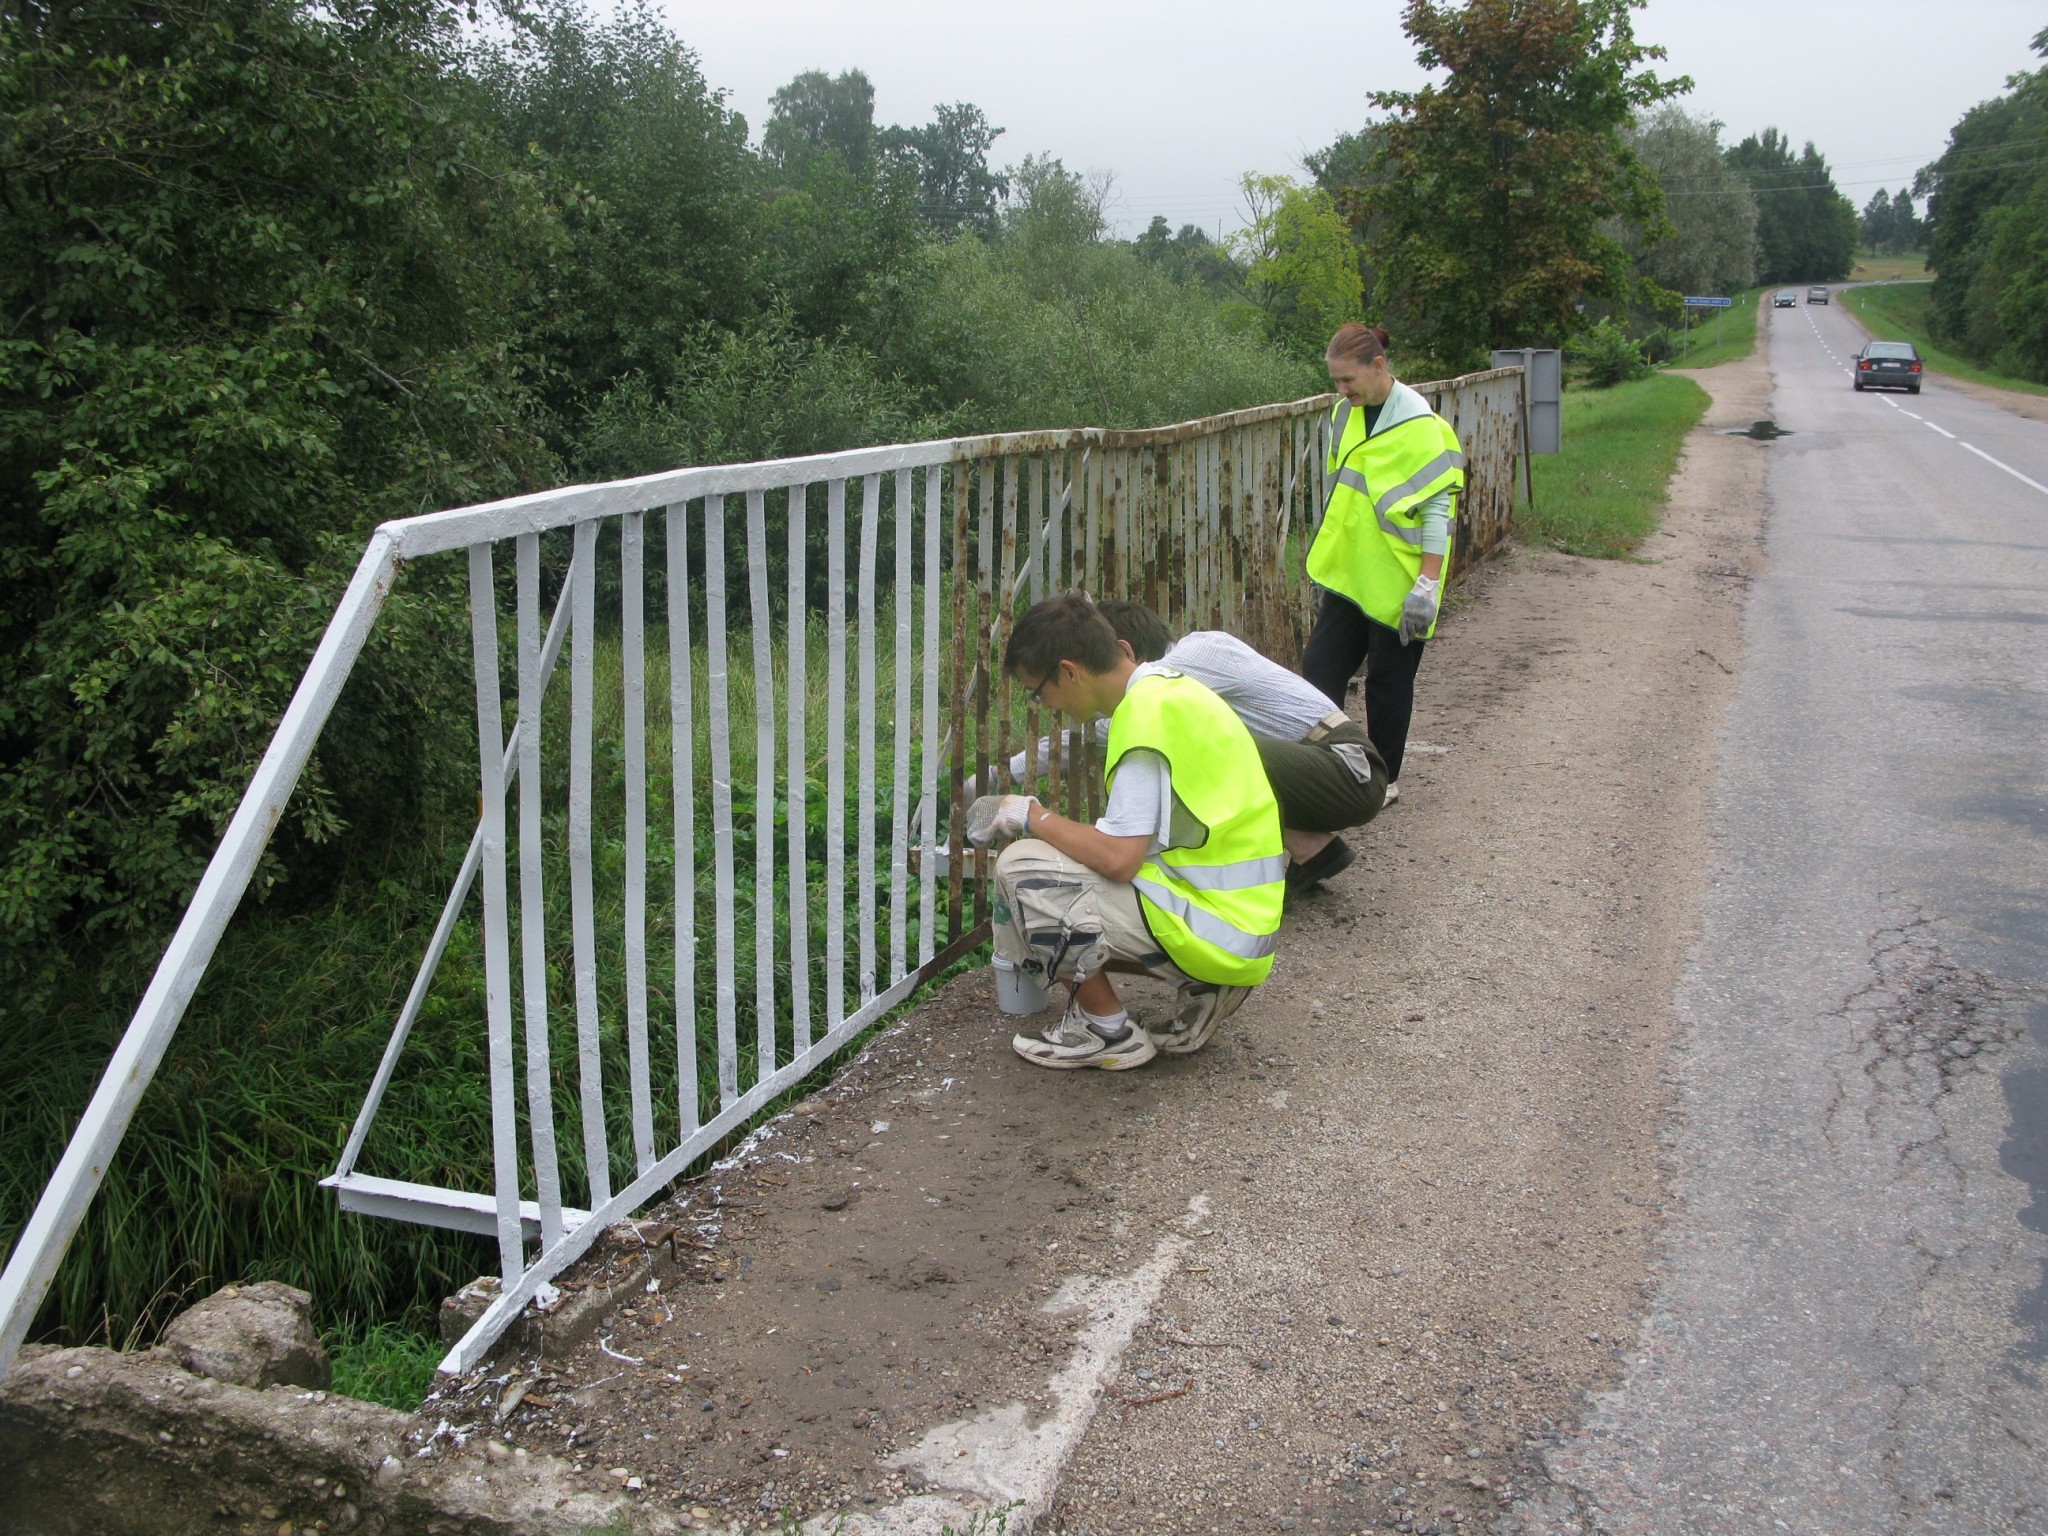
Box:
[1048,449,1067,600]
[1085,447,1111,820]
[705,494,740,1106]
[747,489,777,1076]
[1043,455,1064,818]
[621,511,653,1177]
[468,542,525,1284]
[826,478,848,1029]
[857,471,880,1006]
[567,519,611,1210]
[1139,445,1154,623]
[973,465,994,916]
[889,467,913,987]
[946,466,969,941]
[515,534,564,1249]
[919,467,942,966]
[1180,439,1195,628]
[786,483,813,1055]
[666,504,698,1137]
[1000,458,1021,800]
[1196,430,1212,626]
[1027,453,1046,606]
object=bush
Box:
[0,0,554,1005]
[1575,318,1650,387]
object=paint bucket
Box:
[992,953,1050,1015]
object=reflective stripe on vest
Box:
[1104,671,1284,987]
[1159,852,1291,892]
[1131,875,1282,960]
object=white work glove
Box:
[966,794,1037,847]
[1398,573,1441,645]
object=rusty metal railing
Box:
[0,372,1521,1380]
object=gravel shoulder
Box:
[410,350,1771,1536]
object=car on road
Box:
[1807,285,1830,304]
[1774,291,1798,308]
[1854,340,1923,393]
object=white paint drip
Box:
[795,1193,1213,1536]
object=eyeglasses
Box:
[1028,668,1059,706]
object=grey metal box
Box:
[1490,347,1562,454]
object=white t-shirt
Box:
[1157,630,1334,740]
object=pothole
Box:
[1719,419,1792,440]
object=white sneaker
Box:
[1012,999,1158,1071]
[1383,779,1401,804]
[1152,982,1252,1056]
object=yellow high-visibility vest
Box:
[1104,670,1284,986]
[1306,389,1465,635]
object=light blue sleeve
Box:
[1417,488,1453,557]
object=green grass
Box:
[1523,374,1712,559]
[1847,250,1930,283]
[1838,281,2048,397]
[328,1318,445,1408]
[1664,286,1767,371]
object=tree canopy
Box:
[1623,107,1757,298]
[1335,0,1689,364]
[1916,28,2048,377]
[1724,128,1858,283]
[0,0,551,982]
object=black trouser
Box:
[1300,590,1427,783]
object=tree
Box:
[1230,174,1365,355]
[763,68,878,181]
[0,0,552,993]
[1918,32,2048,362]
[881,103,1009,236]
[472,0,763,439]
[1339,0,1689,364]
[1725,128,1857,282]
[1859,189,1925,254]
[1132,218,1244,296]
[1624,106,1757,298]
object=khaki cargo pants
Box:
[990,841,1189,994]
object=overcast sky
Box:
[660,0,2042,238]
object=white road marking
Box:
[1959,442,2048,497]
[1900,411,1922,420]
[1925,422,1956,439]
[835,1193,1215,1533]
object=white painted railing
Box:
[0,373,1524,1378]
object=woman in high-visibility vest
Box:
[1301,323,1465,802]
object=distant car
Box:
[1807,285,1830,304]
[1774,291,1798,307]
[1854,340,1923,393]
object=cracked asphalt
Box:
[1512,292,2048,1534]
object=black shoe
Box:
[1285,836,1355,891]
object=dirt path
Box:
[413,349,1773,1536]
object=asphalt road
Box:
[1533,296,2048,1533]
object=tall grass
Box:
[2,594,1043,1370]
[1524,375,1711,558]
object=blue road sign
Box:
[1683,296,1734,308]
